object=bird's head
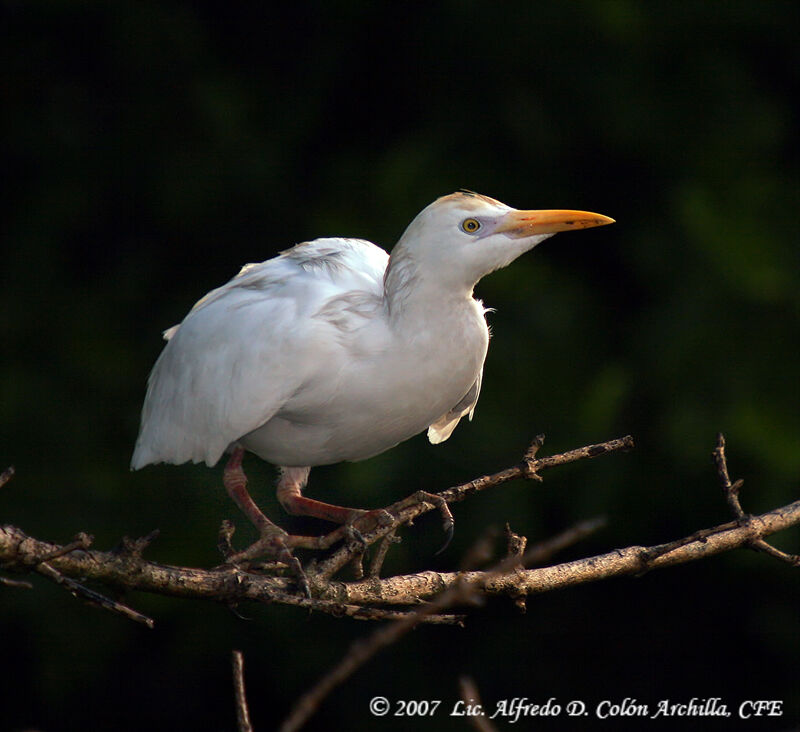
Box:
[390,191,614,293]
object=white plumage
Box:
[132,191,613,540]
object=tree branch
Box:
[1,435,796,629]
[310,433,634,579]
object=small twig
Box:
[504,524,528,612]
[232,650,254,732]
[0,575,33,589]
[459,676,498,732]
[504,523,527,562]
[0,466,15,490]
[35,562,154,628]
[524,434,635,476]
[524,433,546,461]
[713,433,746,517]
[749,540,800,565]
[39,532,93,562]
[713,433,800,567]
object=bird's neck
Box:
[383,253,477,327]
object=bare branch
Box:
[312,434,633,578]
[2,497,798,616]
[459,676,498,732]
[1,434,797,628]
[0,466,14,490]
[232,650,254,732]
[331,499,800,606]
[713,433,800,567]
[0,575,32,589]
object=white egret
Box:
[132,191,613,558]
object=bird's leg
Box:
[223,449,343,554]
[222,447,318,596]
[223,446,285,536]
[276,467,393,534]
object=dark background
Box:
[2,1,799,730]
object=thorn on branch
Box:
[117,529,160,558]
[504,523,527,563]
[503,525,528,612]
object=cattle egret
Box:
[132,191,613,559]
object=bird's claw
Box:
[388,490,455,555]
[434,519,455,556]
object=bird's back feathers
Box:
[131,238,390,468]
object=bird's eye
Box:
[461,218,481,234]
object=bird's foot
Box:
[339,507,395,549]
[348,507,395,535]
[289,508,394,555]
[222,523,311,598]
[277,484,395,546]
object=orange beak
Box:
[495,209,615,237]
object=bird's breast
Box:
[241,298,489,466]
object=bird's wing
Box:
[131,238,389,468]
[426,368,483,444]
